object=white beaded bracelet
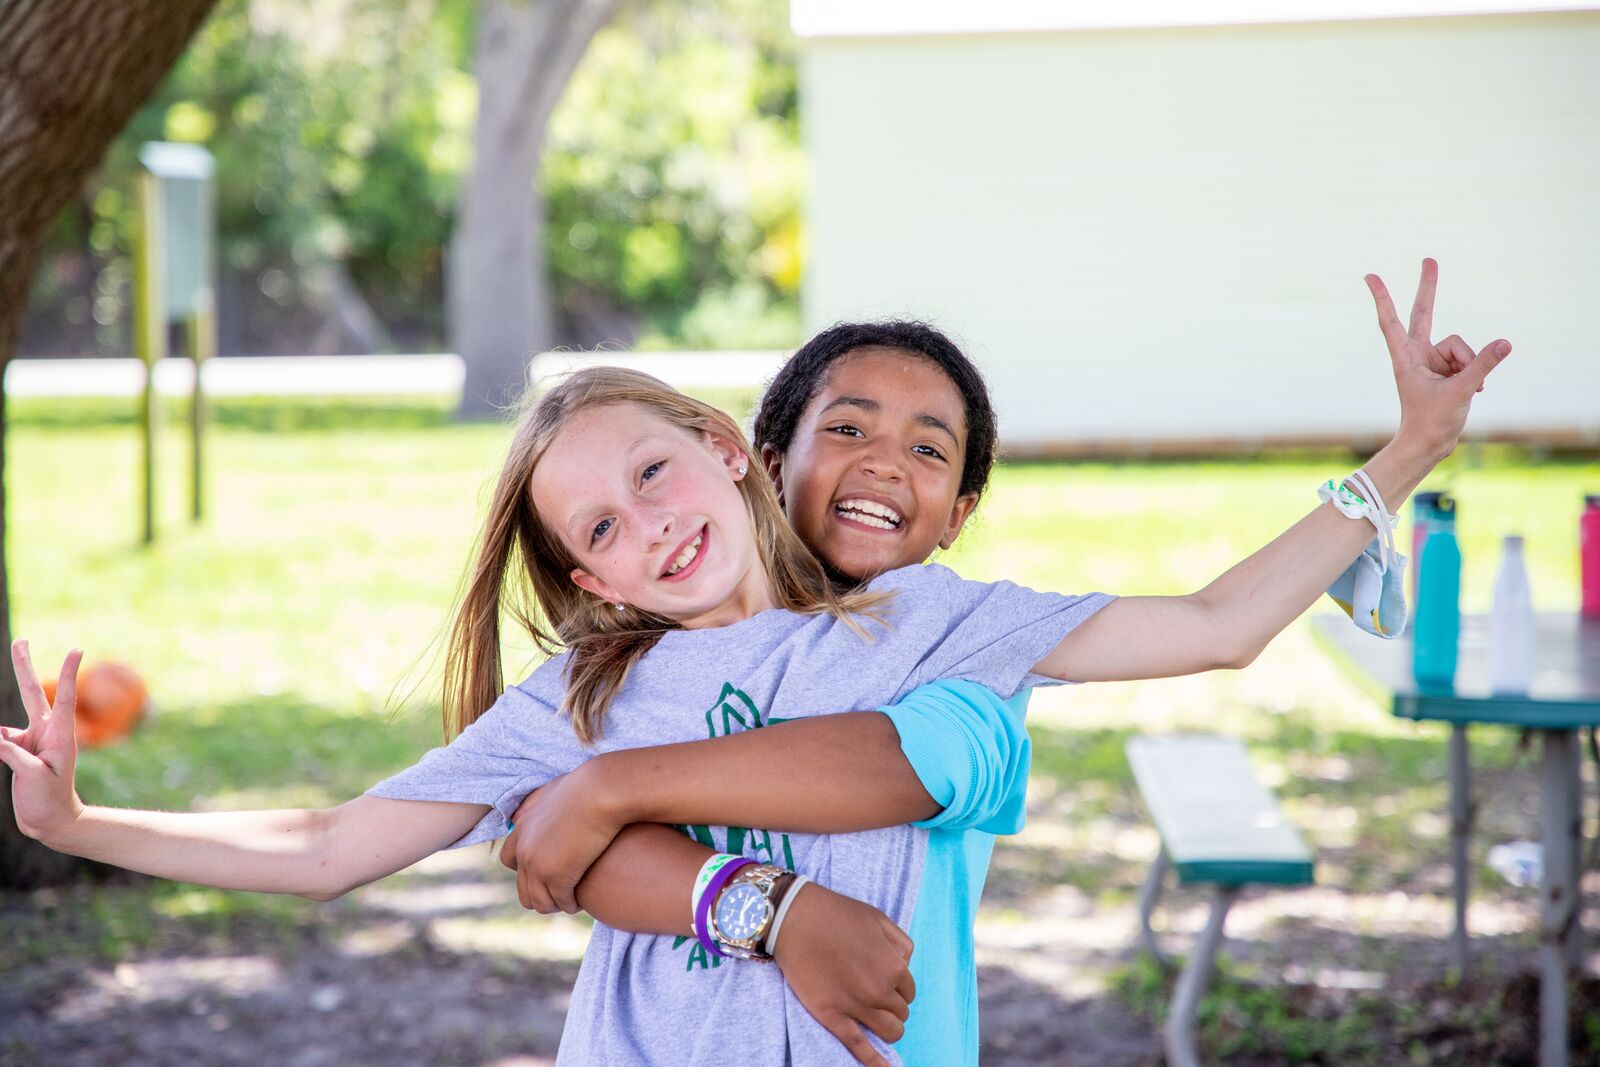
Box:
[763,874,811,956]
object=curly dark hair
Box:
[752,320,999,502]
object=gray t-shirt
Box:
[367,563,1114,1065]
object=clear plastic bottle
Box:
[1413,529,1460,689]
[1487,841,1544,887]
[1488,535,1536,696]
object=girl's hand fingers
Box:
[1407,257,1438,340]
[1363,274,1407,353]
[882,919,913,962]
[1457,339,1512,395]
[1435,334,1474,377]
[895,965,917,1005]
[553,879,580,916]
[862,1008,906,1044]
[518,866,559,915]
[829,1018,887,1067]
[55,649,83,707]
[0,732,48,775]
[498,832,520,871]
[11,640,52,727]
[46,650,84,748]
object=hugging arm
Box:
[500,682,1025,913]
[1034,260,1511,685]
[501,684,1024,1064]
[572,822,916,1066]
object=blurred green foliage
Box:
[23,0,801,357]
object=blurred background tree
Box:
[0,0,221,889]
[19,0,804,369]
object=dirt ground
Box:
[5,836,1596,1066]
[4,692,1599,1066]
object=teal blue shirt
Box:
[880,680,1032,1067]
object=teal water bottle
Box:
[1413,528,1461,689]
[1410,491,1454,609]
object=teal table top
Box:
[1310,613,1600,729]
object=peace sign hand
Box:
[0,640,86,845]
[1365,258,1512,461]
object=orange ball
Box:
[41,662,148,748]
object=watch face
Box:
[714,882,771,942]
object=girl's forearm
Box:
[1201,432,1441,661]
[47,805,339,899]
[579,711,939,833]
[45,795,488,901]
[1032,432,1445,683]
[574,822,705,935]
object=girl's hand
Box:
[1365,258,1512,461]
[1,641,87,844]
[497,768,622,914]
[772,882,915,1066]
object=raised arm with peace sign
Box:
[1365,257,1512,463]
[1033,256,1515,684]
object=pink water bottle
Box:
[1582,494,1600,619]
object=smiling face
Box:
[527,402,773,629]
[766,347,979,584]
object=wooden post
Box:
[186,292,214,522]
[133,168,166,545]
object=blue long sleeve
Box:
[879,679,1032,836]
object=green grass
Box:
[7,395,1599,996]
[12,396,1596,811]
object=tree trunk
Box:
[450,0,623,418]
[0,0,220,889]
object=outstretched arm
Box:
[1034,259,1511,684]
[2,641,486,900]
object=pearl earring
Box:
[737,465,747,475]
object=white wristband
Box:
[763,874,810,956]
[691,853,743,920]
[1318,470,1400,575]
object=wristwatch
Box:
[707,864,795,961]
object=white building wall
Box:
[799,12,1600,452]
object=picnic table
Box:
[1310,611,1600,1067]
[1125,734,1315,1067]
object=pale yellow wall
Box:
[800,13,1600,449]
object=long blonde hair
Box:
[442,366,888,744]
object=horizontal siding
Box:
[801,13,1600,448]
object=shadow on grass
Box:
[0,687,578,1064]
[1115,933,1600,1067]
[1024,717,1541,897]
[0,878,578,1067]
[978,963,1159,1067]
[74,695,440,814]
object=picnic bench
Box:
[1126,735,1315,1067]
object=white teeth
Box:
[835,498,903,528]
[665,533,703,575]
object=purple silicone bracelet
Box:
[693,857,753,957]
